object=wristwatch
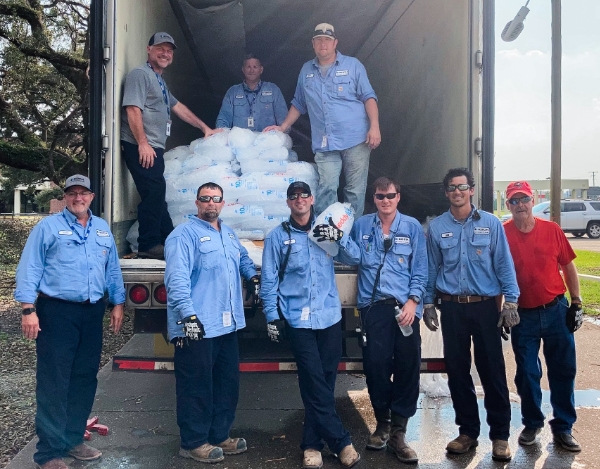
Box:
[22,307,37,315]
[408,295,421,305]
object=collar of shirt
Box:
[448,204,477,223]
[311,51,342,70]
[62,207,92,228]
[243,80,262,93]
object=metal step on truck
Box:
[88,0,495,373]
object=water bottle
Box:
[394,306,413,337]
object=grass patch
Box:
[574,250,600,316]
[574,250,600,276]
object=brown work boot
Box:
[137,244,165,260]
[338,444,361,468]
[491,439,512,461]
[302,449,323,469]
[217,437,247,455]
[36,459,68,469]
[366,409,391,450]
[179,444,224,463]
[446,434,478,454]
[386,414,418,463]
[67,443,102,461]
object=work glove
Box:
[566,299,583,333]
[267,319,286,343]
[245,275,261,306]
[423,304,439,331]
[312,218,344,242]
[497,302,520,328]
[176,315,206,340]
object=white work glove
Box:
[497,302,520,328]
[423,304,439,331]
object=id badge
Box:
[166,119,172,136]
[223,312,232,327]
[321,135,327,148]
[247,117,254,128]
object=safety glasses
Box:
[288,192,311,200]
[374,192,398,200]
[446,184,471,192]
[508,196,533,205]
[197,195,223,203]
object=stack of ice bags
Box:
[162,127,319,240]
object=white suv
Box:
[502,200,600,238]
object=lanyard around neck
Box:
[63,212,92,243]
[147,62,170,118]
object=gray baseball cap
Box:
[148,32,177,49]
[64,174,92,192]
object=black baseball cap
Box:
[287,181,312,197]
[148,32,177,49]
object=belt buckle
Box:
[458,295,469,304]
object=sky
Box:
[495,0,600,185]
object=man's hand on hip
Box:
[497,301,520,328]
[138,142,156,168]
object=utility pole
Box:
[550,0,561,224]
[590,171,598,187]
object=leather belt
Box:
[38,292,91,305]
[439,293,492,304]
[519,295,563,312]
[373,297,398,306]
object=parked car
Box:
[500,200,600,238]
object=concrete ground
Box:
[7,319,600,469]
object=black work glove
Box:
[312,218,343,242]
[423,304,439,332]
[176,315,205,340]
[267,319,286,343]
[566,300,583,333]
[245,275,261,306]
[501,327,510,341]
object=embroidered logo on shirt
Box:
[228,233,235,239]
[261,91,272,96]
[235,94,244,99]
[362,234,371,240]
[441,232,453,238]
[200,236,211,242]
[58,230,73,236]
[283,239,296,245]
[395,236,410,245]
[474,227,490,235]
[335,70,349,76]
[96,230,109,237]
[305,73,314,78]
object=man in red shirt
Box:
[503,181,583,452]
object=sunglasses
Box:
[446,184,471,192]
[508,196,533,205]
[197,195,223,203]
[374,192,398,200]
[288,192,311,200]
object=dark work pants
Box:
[287,321,352,454]
[121,140,174,252]
[440,298,511,441]
[34,297,105,465]
[174,331,240,450]
[361,304,421,418]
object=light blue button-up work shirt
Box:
[291,52,377,152]
[425,206,519,304]
[261,221,341,329]
[14,208,125,305]
[336,212,428,315]
[216,81,288,132]
[164,216,257,340]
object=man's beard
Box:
[201,209,219,222]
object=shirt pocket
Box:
[468,235,491,262]
[57,237,79,264]
[440,237,459,264]
[226,239,241,260]
[389,243,413,272]
[259,93,274,106]
[287,241,308,272]
[199,243,221,270]
[95,238,112,265]
[332,77,351,98]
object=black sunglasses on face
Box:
[508,196,533,205]
[446,184,471,192]
[197,195,223,203]
[288,192,311,200]
[374,192,398,200]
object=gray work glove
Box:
[267,319,286,343]
[423,304,439,331]
[497,302,520,328]
[312,218,344,242]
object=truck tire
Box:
[587,222,600,239]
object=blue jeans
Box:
[34,297,105,465]
[122,140,174,252]
[361,304,421,418]
[511,296,576,434]
[440,298,511,440]
[174,332,240,450]
[287,321,352,454]
[314,142,371,218]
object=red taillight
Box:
[129,285,150,304]
[154,284,167,304]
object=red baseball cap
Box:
[506,181,533,199]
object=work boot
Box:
[491,439,512,461]
[386,413,418,463]
[338,444,360,468]
[553,433,582,452]
[137,244,165,260]
[302,449,323,469]
[518,427,542,446]
[67,443,102,461]
[179,444,224,463]
[446,434,478,454]
[36,459,68,469]
[217,437,247,455]
[366,409,391,450]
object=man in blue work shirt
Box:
[164,182,259,464]
[264,23,381,218]
[15,174,125,469]
[330,177,427,464]
[216,53,288,131]
[424,168,520,462]
[260,181,360,469]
